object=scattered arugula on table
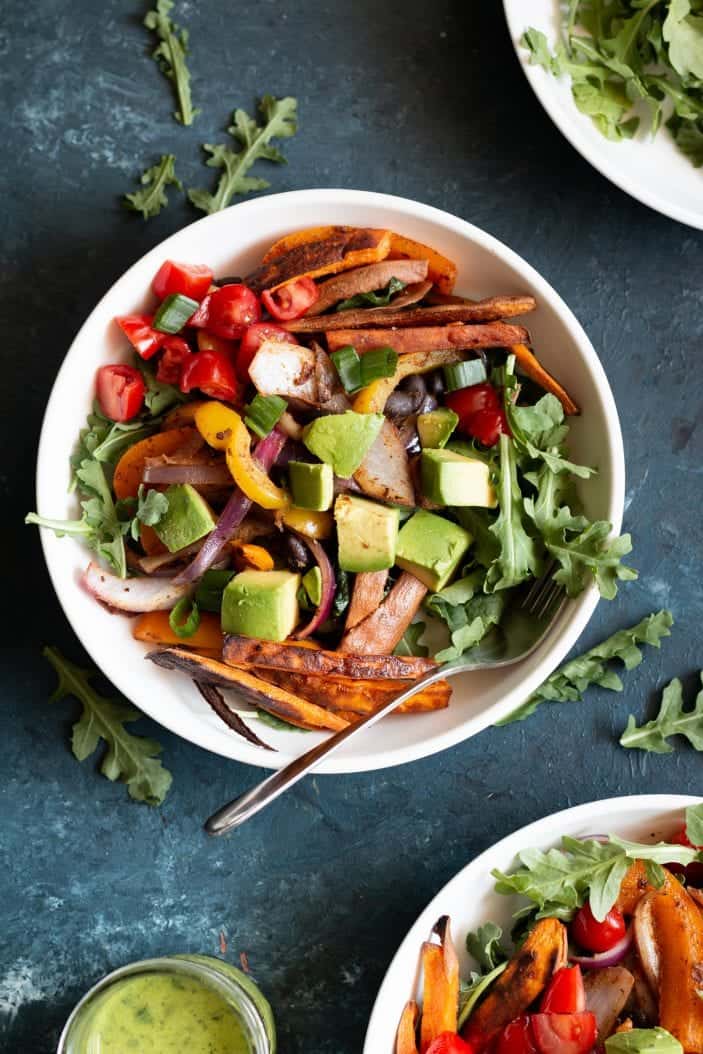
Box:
[188,96,298,215]
[621,671,703,753]
[44,646,172,805]
[522,1,703,166]
[336,278,407,312]
[124,154,182,219]
[144,0,199,126]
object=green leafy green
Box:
[548,521,638,600]
[485,434,542,592]
[621,672,703,753]
[458,962,507,1030]
[493,832,700,923]
[663,0,703,80]
[70,404,158,484]
[685,802,703,846]
[188,96,298,215]
[427,571,507,663]
[605,1027,683,1054]
[255,710,309,733]
[466,922,507,972]
[335,277,406,312]
[394,622,429,658]
[124,154,182,218]
[137,359,187,416]
[144,1,199,125]
[44,646,172,805]
[117,484,169,543]
[501,610,674,724]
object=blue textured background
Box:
[2,2,702,1051]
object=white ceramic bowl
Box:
[364,794,698,1053]
[35,189,624,773]
[503,0,703,231]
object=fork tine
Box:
[521,561,556,613]
[534,578,565,620]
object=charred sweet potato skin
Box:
[246,227,391,292]
[326,321,530,356]
[222,635,437,679]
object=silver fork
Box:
[205,573,566,835]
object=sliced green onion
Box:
[330,345,362,393]
[359,346,398,386]
[443,359,488,392]
[195,569,235,612]
[244,394,287,439]
[336,277,406,312]
[153,293,200,334]
[168,596,201,638]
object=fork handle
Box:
[204,665,445,835]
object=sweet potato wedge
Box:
[254,668,451,714]
[263,225,347,261]
[326,321,529,356]
[652,888,703,1051]
[387,233,457,294]
[195,681,275,750]
[132,610,224,652]
[338,573,428,655]
[346,570,389,630]
[304,259,429,316]
[397,1001,420,1054]
[245,227,392,293]
[463,918,568,1044]
[146,647,349,731]
[287,295,537,333]
[615,860,680,916]
[420,917,459,1052]
[511,342,579,416]
[222,635,437,679]
[113,427,197,500]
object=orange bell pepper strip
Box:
[194,402,288,510]
[112,427,197,500]
[132,610,224,653]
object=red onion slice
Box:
[292,534,336,639]
[571,926,633,970]
[83,561,193,612]
[142,463,233,486]
[174,428,287,585]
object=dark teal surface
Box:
[2,2,702,1051]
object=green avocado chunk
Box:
[335,494,400,572]
[302,566,323,606]
[396,509,472,591]
[421,448,497,508]
[152,483,215,554]
[289,461,334,511]
[221,570,301,641]
[302,411,385,478]
[417,408,459,449]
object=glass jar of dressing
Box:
[57,954,276,1054]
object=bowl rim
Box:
[363,793,700,1052]
[35,188,625,773]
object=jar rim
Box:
[57,954,271,1054]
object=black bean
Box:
[426,370,445,398]
[284,534,312,573]
[399,374,427,397]
[385,391,418,416]
[418,394,438,414]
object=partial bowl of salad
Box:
[30,189,625,772]
[365,794,703,1054]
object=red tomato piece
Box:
[115,314,167,360]
[467,407,509,448]
[571,902,626,954]
[237,322,298,381]
[495,1017,538,1054]
[96,365,145,422]
[540,967,585,1015]
[261,276,319,321]
[530,1013,597,1054]
[445,382,500,423]
[671,825,698,849]
[196,330,237,357]
[426,1033,476,1054]
[152,260,214,302]
[179,350,242,403]
[190,284,261,340]
[156,337,193,386]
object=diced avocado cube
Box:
[396,509,472,591]
[289,461,334,511]
[421,449,497,508]
[153,484,215,554]
[417,408,459,449]
[302,566,323,606]
[221,570,300,641]
[303,411,384,478]
[335,494,400,572]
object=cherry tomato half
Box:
[96,364,145,422]
[179,349,242,403]
[530,1013,597,1054]
[196,330,237,357]
[670,825,699,849]
[495,1017,538,1054]
[468,407,509,447]
[539,967,585,1015]
[156,337,193,386]
[237,322,298,381]
[190,284,261,340]
[571,902,626,954]
[444,383,508,447]
[115,314,166,360]
[152,260,214,302]
[261,276,319,321]
[426,1033,476,1054]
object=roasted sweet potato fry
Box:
[194,681,274,750]
[511,343,579,416]
[222,635,437,678]
[286,295,537,333]
[254,668,451,714]
[420,917,459,1053]
[245,227,392,293]
[615,860,680,916]
[346,570,389,630]
[147,647,349,731]
[387,233,457,294]
[326,322,529,357]
[396,1001,420,1054]
[304,259,429,316]
[463,918,567,1044]
[132,610,224,652]
[262,225,346,261]
[338,573,428,655]
[651,888,703,1051]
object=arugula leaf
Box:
[547,521,638,600]
[427,572,507,663]
[393,621,429,658]
[458,962,507,1030]
[621,672,703,753]
[501,610,674,724]
[70,404,157,485]
[118,485,169,542]
[188,96,298,215]
[255,710,309,733]
[466,922,507,972]
[124,155,182,219]
[336,277,406,312]
[43,646,172,805]
[493,832,700,923]
[137,359,187,416]
[669,113,703,165]
[456,508,500,568]
[605,1029,683,1054]
[686,802,703,846]
[144,1,199,125]
[663,0,703,79]
[485,434,541,592]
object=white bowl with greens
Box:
[33,189,624,773]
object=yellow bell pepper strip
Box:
[352,348,465,413]
[195,401,288,510]
[280,507,333,540]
